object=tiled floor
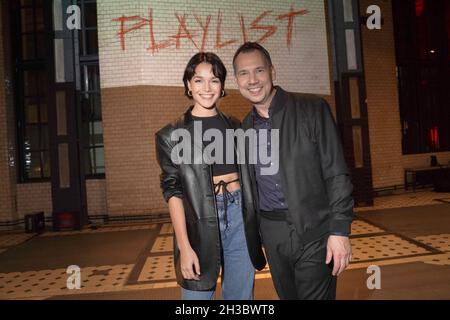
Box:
[0,189,449,300]
[354,190,450,212]
[39,225,156,237]
[0,233,36,248]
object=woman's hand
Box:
[180,246,201,280]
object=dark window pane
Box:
[82,65,100,92]
[20,0,33,6]
[85,29,98,55]
[83,147,93,175]
[41,125,49,149]
[23,70,38,96]
[42,151,50,177]
[40,102,48,123]
[21,34,35,60]
[84,3,97,28]
[20,8,34,33]
[81,94,102,120]
[36,33,48,59]
[26,151,42,178]
[37,70,48,99]
[93,95,102,119]
[36,7,44,32]
[15,0,52,180]
[394,0,450,153]
[86,65,100,91]
[94,147,105,174]
[90,147,104,174]
[447,2,450,60]
[89,121,103,145]
[89,148,96,173]
[25,125,40,150]
[25,98,39,123]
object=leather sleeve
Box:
[155,131,183,202]
[314,99,354,235]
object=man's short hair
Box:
[232,42,273,73]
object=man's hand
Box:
[325,235,352,276]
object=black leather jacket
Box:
[242,87,354,245]
[155,106,266,291]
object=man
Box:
[233,42,354,300]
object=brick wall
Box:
[101,85,337,217]
[16,183,52,219]
[14,179,107,221]
[98,0,331,95]
[86,179,107,216]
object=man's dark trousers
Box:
[260,214,337,300]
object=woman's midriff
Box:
[213,172,240,193]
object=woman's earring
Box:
[188,90,192,97]
[221,90,225,97]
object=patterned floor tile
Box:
[0,264,133,299]
[351,220,385,235]
[137,256,175,282]
[414,234,450,252]
[159,223,173,235]
[421,252,450,266]
[0,233,36,248]
[151,236,173,253]
[351,235,430,262]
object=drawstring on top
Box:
[214,178,239,231]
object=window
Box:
[13,0,104,180]
[77,0,104,176]
[393,0,450,154]
[13,0,51,181]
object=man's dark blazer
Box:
[242,86,354,245]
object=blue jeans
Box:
[182,189,255,300]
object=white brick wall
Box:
[16,183,52,219]
[14,179,107,220]
[86,179,107,215]
[97,0,331,94]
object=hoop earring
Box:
[221,90,225,97]
[187,90,192,97]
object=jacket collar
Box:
[252,86,289,118]
[244,86,289,128]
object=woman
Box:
[155,52,266,300]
